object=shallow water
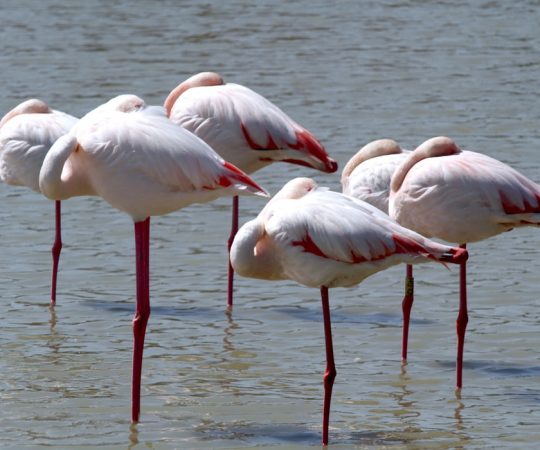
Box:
[1,0,540,448]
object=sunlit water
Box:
[1,1,540,448]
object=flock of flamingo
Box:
[2,72,540,445]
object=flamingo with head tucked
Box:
[39,94,268,423]
[389,136,540,389]
[341,139,419,361]
[164,72,337,307]
[231,177,467,445]
[0,99,78,306]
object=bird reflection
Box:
[128,423,139,449]
[453,392,466,431]
[46,304,62,358]
[48,303,57,330]
[223,307,239,354]
[217,309,242,397]
[451,393,472,449]
[390,364,418,420]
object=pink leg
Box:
[401,264,414,361]
[227,195,239,308]
[50,200,62,307]
[132,217,151,423]
[456,243,468,390]
[320,286,336,446]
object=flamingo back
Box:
[168,83,335,174]
[390,149,540,243]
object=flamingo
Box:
[341,139,419,362]
[38,94,268,423]
[389,136,540,389]
[164,72,338,307]
[230,177,468,445]
[0,99,78,306]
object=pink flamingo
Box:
[341,139,419,361]
[0,99,78,306]
[231,177,467,445]
[39,94,268,423]
[389,136,540,389]
[164,72,337,307]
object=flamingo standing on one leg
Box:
[0,99,78,306]
[230,177,467,445]
[38,94,268,423]
[341,139,419,361]
[164,72,338,307]
[389,136,540,389]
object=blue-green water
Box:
[1,1,540,448]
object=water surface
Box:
[1,1,540,448]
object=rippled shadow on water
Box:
[77,296,431,332]
[274,305,433,327]
[193,419,320,445]
[188,419,473,448]
[80,298,225,319]
[129,418,413,447]
[189,418,444,448]
[436,359,540,379]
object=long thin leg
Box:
[50,200,62,307]
[456,243,468,390]
[227,195,239,308]
[321,286,336,446]
[401,264,414,361]
[132,217,151,423]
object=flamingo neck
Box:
[390,136,461,194]
[0,99,51,128]
[341,139,401,185]
[164,72,224,116]
[230,219,282,280]
[39,133,94,199]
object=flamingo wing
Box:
[391,150,540,242]
[77,108,249,191]
[264,190,453,287]
[171,83,297,146]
